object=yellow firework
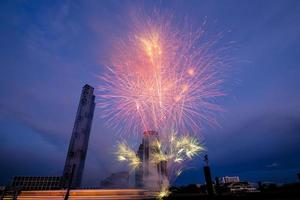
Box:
[115,142,141,170]
[157,183,171,200]
[151,131,205,165]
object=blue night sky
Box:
[0,0,300,186]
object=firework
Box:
[115,142,141,170]
[97,14,226,136]
[99,11,228,200]
[152,133,204,199]
[115,128,200,199]
[157,183,171,200]
[115,131,204,199]
[150,131,204,184]
[150,131,204,164]
[115,132,204,171]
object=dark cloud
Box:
[0,104,69,148]
[203,112,300,182]
[266,163,280,168]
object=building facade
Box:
[135,131,167,189]
[11,176,62,190]
[62,84,95,188]
[222,176,240,183]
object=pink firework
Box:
[97,14,227,136]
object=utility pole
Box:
[203,154,215,196]
[64,164,76,200]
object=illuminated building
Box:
[222,176,240,183]
[135,131,167,189]
[62,84,95,188]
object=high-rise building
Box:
[135,131,167,189]
[62,84,95,188]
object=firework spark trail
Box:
[152,132,205,199]
[97,14,226,137]
[157,184,171,200]
[115,142,141,171]
[115,132,204,198]
[150,131,205,181]
[98,11,229,199]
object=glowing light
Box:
[116,142,141,170]
[181,84,189,93]
[115,131,204,199]
[150,131,204,165]
[187,68,195,76]
[157,184,171,200]
[139,33,162,64]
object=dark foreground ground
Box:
[165,192,300,200]
[1,184,300,200]
[164,182,300,200]
[1,190,300,200]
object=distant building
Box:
[101,172,129,188]
[222,176,240,183]
[10,176,62,190]
[222,181,258,193]
[135,131,167,189]
[0,186,5,195]
[62,84,95,188]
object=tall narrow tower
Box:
[135,131,167,189]
[62,84,95,188]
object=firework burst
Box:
[157,183,171,200]
[97,14,226,136]
[115,142,141,170]
[115,131,204,198]
[98,10,229,199]
[150,131,205,182]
